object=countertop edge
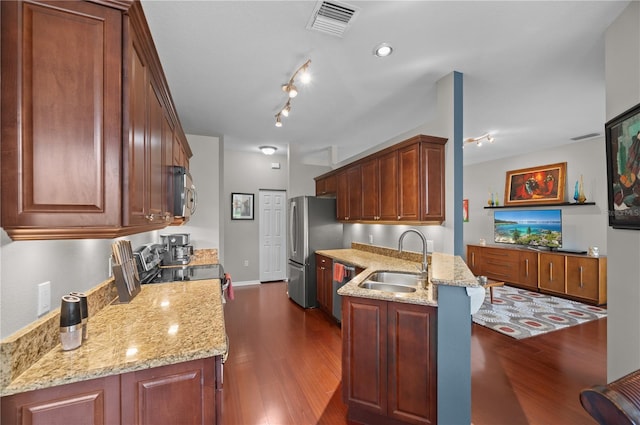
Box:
[1,279,227,397]
[317,249,478,306]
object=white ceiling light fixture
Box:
[259,145,278,155]
[275,59,311,127]
[373,43,393,57]
[464,133,495,148]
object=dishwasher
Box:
[332,262,356,322]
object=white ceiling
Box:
[140,0,629,166]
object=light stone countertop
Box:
[317,249,478,306]
[1,279,227,397]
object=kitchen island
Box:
[1,279,227,424]
[317,246,479,425]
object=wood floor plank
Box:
[221,281,606,425]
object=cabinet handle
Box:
[146,214,155,222]
[579,266,584,288]
[549,262,553,281]
[398,216,401,220]
[525,258,529,277]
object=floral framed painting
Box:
[231,193,254,220]
[606,102,640,229]
[504,162,566,206]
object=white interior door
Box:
[259,190,287,282]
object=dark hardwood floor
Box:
[221,281,606,425]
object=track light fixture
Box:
[281,100,291,117]
[463,133,495,147]
[275,59,311,128]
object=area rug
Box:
[472,286,607,339]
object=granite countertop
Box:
[1,279,227,397]
[317,249,478,307]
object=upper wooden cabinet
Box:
[316,173,337,197]
[1,0,191,240]
[336,166,362,221]
[315,135,447,224]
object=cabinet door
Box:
[336,171,349,220]
[517,251,539,290]
[148,84,165,223]
[398,143,421,221]
[566,256,600,302]
[1,375,120,425]
[162,113,174,223]
[315,254,332,314]
[124,30,149,226]
[387,302,437,425]
[539,253,565,294]
[342,297,387,415]
[466,245,483,276]
[347,165,363,220]
[420,142,445,222]
[379,151,399,221]
[315,174,337,197]
[120,358,216,425]
[1,1,122,232]
[361,158,380,220]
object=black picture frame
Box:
[231,193,254,220]
[605,102,640,229]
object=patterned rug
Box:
[472,285,607,339]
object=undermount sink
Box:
[359,281,417,293]
[358,271,423,293]
[366,271,422,286]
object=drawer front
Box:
[482,247,518,280]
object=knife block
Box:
[112,260,141,303]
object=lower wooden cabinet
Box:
[466,244,606,305]
[342,296,437,425]
[315,254,333,316]
[1,357,222,425]
[539,253,566,294]
[1,375,120,425]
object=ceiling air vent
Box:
[570,133,600,141]
[306,1,360,38]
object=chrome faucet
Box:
[398,229,429,274]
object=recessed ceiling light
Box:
[373,43,393,57]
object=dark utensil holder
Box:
[112,261,141,303]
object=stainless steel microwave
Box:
[169,166,197,219]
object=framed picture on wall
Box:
[605,102,640,229]
[463,199,469,222]
[504,162,566,206]
[231,193,254,220]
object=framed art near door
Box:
[231,193,254,220]
[605,102,640,229]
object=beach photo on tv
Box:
[494,209,562,247]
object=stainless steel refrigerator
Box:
[287,196,343,308]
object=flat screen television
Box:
[494,209,562,248]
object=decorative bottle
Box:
[577,175,586,203]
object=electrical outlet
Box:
[427,240,434,253]
[369,234,374,244]
[37,281,51,316]
[244,260,249,267]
